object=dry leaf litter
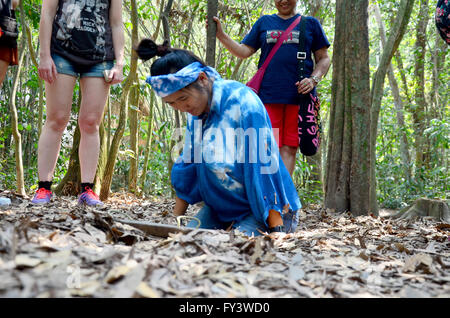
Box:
[0,191,449,298]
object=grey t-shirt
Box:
[51,0,115,66]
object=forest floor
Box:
[0,190,449,298]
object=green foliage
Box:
[293,154,323,206]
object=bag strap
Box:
[259,15,302,71]
[297,16,307,81]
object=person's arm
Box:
[11,0,19,10]
[38,0,58,84]
[108,0,124,84]
[311,47,331,82]
[296,46,330,94]
[213,17,255,59]
[174,196,189,216]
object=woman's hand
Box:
[38,56,57,84]
[296,77,315,95]
[212,16,226,40]
[106,64,123,85]
[207,16,255,59]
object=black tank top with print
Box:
[51,0,115,66]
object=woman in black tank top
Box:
[31,0,125,206]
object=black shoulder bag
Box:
[296,16,322,156]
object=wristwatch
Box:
[268,225,285,233]
[310,75,321,86]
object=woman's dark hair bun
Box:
[136,39,206,76]
[135,39,171,61]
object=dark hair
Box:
[135,39,207,76]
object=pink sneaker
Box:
[31,188,53,204]
[78,187,103,206]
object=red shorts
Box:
[0,45,18,66]
[265,104,300,148]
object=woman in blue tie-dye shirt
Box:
[136,39,301,237]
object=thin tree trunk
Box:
[140,90,155,194]
[206,0,218,67]
[100,0,139,200]
[369,0,415,213]
[94,121,108,194]
[152,0,165,40]
[413,0,430,173]
[162,0,174,43]
[54,124,81,196]
[159,0,178,197]
[24,24,44,137]
[373,3,412,182]
[128,85,139,193]
[9,32,26,196]
[430,38,447,119]
[106,96,111,155]
[54,94,82,196]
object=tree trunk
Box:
[140,90,156,194]
[128,85,139,193]
[412,0,430,173]
[369,0,415,213]
[325,0,371,215]
[152,0,165,40]
[162,0,174,43]
[431,38,447,119]
[54,92,82,195]
[54,124,81,196]
[100,0,139,200]
[94,120,108,194]
[373,3,412,182]
[21,6,44,137]
[206,0,218,67]
[392,198,450,223]
[9,31,26,196]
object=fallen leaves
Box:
[403,253,434,274]
[0,195,449,298]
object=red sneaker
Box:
[31,188,53,204]
[78,187,103,206]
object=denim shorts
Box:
[51,53,114,78]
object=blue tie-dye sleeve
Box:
[237,87,302,227]
[171,161,202,204]
[171,119,202,204]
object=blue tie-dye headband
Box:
[146,62,221,97]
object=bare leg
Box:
[37,74,77,181]
[0,60,9,88]
[78,77,109,183]
[280,145,297,176]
